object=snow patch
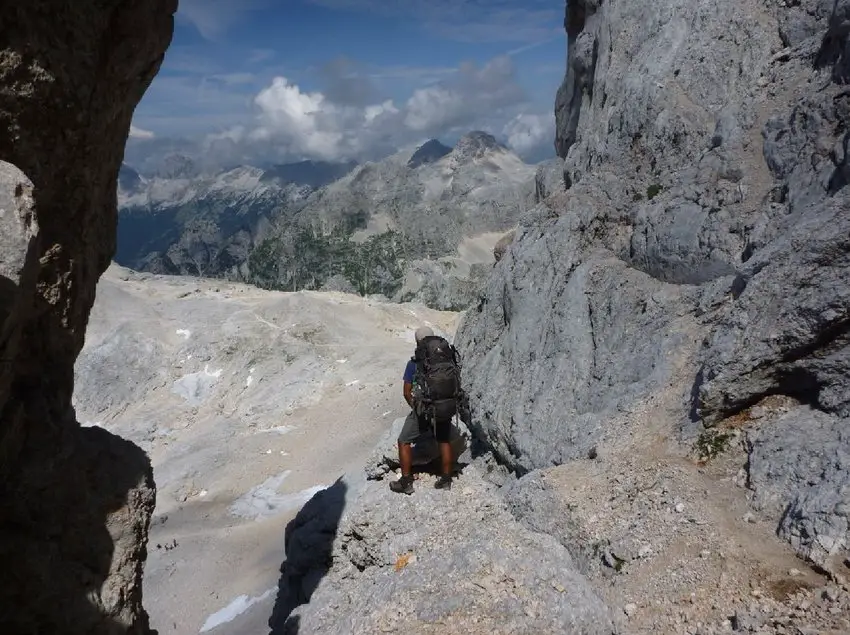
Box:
[255,425,295,436]
[175,328,191,339]
[229,470,328,521]
[172,365,224,405]
[346,379,360,387]
[199,587,275,632]
[246,375,254,387]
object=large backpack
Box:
[412,335,463,423]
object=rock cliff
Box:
[459,0,850,569]
[0,2,175,633]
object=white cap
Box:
[414,326,434,342]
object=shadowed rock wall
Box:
[0,2,176,632]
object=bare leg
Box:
[434,441,453,490]
[439,441,453,476]
[398,441,413,476]
[390,442,415,494]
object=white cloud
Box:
[129,51,557,170]
[403,56,523,133]
[249,77,348,160]
[364,100,399,122]
[221,55,527,163]
[129,125,155,139]
[502,113,554,156]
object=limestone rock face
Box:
[456,0,850,567]
[393,259,489,311]
[277,462,616,635]
[492,229,516,263]
[0,2,176,632]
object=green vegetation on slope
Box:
[247,225,417,297]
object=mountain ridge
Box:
[116,132,544,307]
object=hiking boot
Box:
[390,475,414,495]
[434,474,452,490]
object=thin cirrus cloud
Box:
[176,0,272,40]
[307,0,562,43]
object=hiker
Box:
[390,325,463,494]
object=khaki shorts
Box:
[398,410,452,444]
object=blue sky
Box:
[127,0,567,169]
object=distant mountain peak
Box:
[453,131,507,161]
[407,139,452,168]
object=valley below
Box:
[73,262,850,635]
[73,264,459,634]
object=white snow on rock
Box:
[176,328,191,339]
[255,425,295,436]
[199,587,275,632]
[228,470,328,522]
[172,364,224,405]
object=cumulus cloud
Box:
[404,57,524,133]
[502,113,555,157]
[213,55,530,163]
[317,57,383,107]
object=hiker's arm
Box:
[403,381,414,408]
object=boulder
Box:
[492,229,516,263]
[394,259,484,311]
[320,274,359,295]
[745,405,850,570]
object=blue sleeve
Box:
[403,360,415,383]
